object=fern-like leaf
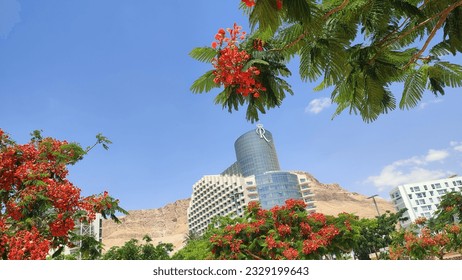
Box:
[190,70,219,93]
[189,47,217,63]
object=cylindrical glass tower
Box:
[255,171,302,209]
[234,125,280,177]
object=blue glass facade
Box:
[234,128,280,177]
[255,171,302,209]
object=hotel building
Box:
[187,125,316,234]
[389,175,462,228]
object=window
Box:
[416,192,426,198]
[300,178,306,182]
[424,185,428,190]
[408,194,412,199]
[421,205,432,211]
[437,189,447,195]
[414,186,421,192]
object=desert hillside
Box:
[102,172,395,251]
[102,199,190,252]
[294,171,395,217]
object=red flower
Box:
[282,247,299,260]
[253,39,264,51]
[300,222,312,236]
[266,235,277,250]
[414,217,427,225]
[302,239,320,255]
[242,0,256,7]
[211,23,266,98]
[277,224,291,236]
[276,0,283,10]
[285,199,307,210]
[448,224,461,234]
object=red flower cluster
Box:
[277,224,291,236]
[2,227,51,260]
[242,0,283,10]
[242,0,255,7]
[448,224,461,234]
[49,213,75,237]
[0,128,119,260]
[211,23,266,98]
[276,0,283,10]
[414,217,427,225]
[308,212,327,224]
[210,199,346,260]
[302,239,320,255]
[285,198,307,210]
[282,247,298,260]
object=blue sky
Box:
[1,0,461,211]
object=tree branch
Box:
[404,0,462,68]
[270,0,350,52]
[243,249,263,260]
[370,0,462,66]
[323,0,350,19]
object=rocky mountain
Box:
[102,199,190,252]
[294,171,395,217]
[102,172,395,252]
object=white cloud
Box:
[366,165,447,192]
[0,0,21,39]
[425,149,449,162]
[419,99,443,109]
[365,148,452,192]
[450,141,462,152]
[305,98,331,114]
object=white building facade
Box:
[389,176,462,228]
[61,213,103,257]
[188,172,316,234]
[187,125,317,234]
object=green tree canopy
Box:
[191,0,462,122]
[102,235,173,260]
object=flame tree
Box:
[0,129,127,260]
[191,0,462,122]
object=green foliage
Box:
[172,232,212,260]
[389,191,462,259]
[208,200,363,260]
[191,0,462,122]
[102,235,173,260]
[0,129,126,260]
[353,209,407,259]
[431,191,462,229]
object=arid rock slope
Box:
[293,171,395,217]
[102,172,395,251]
[102,199,190,252]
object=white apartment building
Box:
[187,172,316,234]
[389,175,462,228]
[52,213,103,258]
